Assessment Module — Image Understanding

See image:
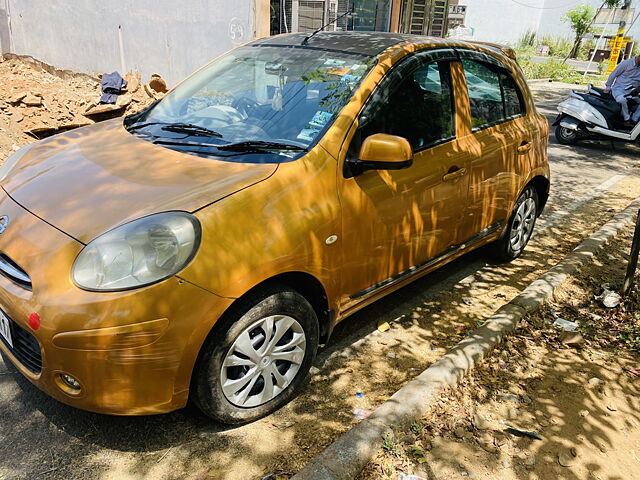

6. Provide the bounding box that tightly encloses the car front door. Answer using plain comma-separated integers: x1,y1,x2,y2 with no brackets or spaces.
337,50,471,312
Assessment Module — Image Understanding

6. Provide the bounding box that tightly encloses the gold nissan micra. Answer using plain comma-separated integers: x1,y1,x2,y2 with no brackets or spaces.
0,32,549,424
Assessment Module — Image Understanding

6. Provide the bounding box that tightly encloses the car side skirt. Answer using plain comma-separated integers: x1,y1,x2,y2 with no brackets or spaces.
349,220,504,300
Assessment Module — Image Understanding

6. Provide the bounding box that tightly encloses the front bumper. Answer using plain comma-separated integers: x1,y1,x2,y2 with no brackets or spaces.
0,189,233,415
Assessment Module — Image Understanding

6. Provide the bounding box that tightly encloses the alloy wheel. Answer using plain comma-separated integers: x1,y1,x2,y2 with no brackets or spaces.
509,195,537,252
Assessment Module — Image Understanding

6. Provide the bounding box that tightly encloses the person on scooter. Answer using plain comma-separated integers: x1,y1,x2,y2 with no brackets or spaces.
604,55,640,126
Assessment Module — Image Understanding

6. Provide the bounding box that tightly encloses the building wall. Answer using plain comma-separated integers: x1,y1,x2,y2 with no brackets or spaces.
0,0,257,86
462,0,544,44
536,0,606,39
4,0,635,86
0,0,408,86
463,0,639,45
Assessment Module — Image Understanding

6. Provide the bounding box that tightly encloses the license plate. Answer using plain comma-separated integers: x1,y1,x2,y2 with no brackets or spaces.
0,310,13,349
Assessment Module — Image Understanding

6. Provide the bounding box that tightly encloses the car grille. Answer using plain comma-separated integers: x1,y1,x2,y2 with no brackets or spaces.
0,254,32,290
0,314,42,374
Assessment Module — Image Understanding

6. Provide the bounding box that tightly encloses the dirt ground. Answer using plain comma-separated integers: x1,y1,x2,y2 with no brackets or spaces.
359,226,640,480
0,65,639,480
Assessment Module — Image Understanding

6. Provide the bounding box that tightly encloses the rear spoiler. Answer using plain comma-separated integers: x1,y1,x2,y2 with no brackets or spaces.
465,41,517,61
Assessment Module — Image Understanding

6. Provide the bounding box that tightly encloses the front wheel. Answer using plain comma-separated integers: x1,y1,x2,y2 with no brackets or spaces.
555,124,579,145
493,185,539,261
193,286,319,424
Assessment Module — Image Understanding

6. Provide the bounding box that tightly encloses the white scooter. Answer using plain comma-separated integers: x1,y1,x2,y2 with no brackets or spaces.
554,84,640,145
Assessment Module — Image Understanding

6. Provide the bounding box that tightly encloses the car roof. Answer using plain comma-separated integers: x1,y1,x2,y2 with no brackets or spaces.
251,32,451,57
251,32,517,62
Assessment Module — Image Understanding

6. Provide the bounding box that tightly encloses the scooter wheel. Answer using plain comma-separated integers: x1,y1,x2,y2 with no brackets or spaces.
555,124,579,145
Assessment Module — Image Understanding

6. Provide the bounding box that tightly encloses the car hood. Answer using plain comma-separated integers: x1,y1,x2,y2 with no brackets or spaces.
2,120,277,243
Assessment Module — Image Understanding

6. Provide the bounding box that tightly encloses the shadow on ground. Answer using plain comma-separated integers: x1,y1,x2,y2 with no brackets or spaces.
359,229,640,480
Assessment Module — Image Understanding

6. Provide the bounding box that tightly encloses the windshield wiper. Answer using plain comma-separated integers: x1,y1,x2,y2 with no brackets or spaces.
216,141,307,152
126,121,166,131
160,123,223,138
127,121,222,138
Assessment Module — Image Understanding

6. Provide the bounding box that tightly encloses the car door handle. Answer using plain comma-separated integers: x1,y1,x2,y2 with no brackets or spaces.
517,141,532,153
442,167,467,182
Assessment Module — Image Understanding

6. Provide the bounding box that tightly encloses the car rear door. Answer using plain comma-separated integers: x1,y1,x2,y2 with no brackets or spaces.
455,50,531,238
336,49,472,311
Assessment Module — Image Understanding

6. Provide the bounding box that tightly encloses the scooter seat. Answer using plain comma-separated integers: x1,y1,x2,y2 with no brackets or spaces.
576,92,621,115
588,86,614,99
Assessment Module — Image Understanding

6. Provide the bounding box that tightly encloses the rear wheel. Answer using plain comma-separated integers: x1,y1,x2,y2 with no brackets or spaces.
193,286,319,424
555,124,579,145
493,185,539,261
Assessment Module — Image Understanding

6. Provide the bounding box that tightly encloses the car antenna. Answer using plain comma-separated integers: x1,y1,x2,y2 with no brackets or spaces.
301,10,353,46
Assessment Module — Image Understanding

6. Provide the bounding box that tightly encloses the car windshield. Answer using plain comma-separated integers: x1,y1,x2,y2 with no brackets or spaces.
129,45,374,157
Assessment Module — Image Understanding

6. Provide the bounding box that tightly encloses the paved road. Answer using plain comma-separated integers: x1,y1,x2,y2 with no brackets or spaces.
530,55,600,74
0,84,638,480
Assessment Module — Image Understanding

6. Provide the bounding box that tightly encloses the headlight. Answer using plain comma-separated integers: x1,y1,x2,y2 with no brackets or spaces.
0,143,33,183
72,212,201,291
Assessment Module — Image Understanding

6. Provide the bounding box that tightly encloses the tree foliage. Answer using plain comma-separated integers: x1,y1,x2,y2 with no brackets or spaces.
563,4,596,58
563,5,596,38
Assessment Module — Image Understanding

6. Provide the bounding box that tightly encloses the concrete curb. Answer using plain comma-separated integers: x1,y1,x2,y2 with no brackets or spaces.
291,199,640,480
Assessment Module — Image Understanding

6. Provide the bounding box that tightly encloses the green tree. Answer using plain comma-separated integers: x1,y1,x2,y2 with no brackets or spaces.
560,1,624,62
563,5,596,58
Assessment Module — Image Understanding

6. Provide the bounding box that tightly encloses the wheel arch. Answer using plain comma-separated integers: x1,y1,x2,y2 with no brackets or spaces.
188,271,332,403
263,271,332,344
526,175,550,215
206,271,332,347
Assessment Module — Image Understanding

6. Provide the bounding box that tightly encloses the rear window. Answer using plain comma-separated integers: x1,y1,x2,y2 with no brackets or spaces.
462,59,525,130
502,73,525,118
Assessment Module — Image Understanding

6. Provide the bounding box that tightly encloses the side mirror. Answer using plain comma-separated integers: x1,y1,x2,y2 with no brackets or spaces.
347,134,413,177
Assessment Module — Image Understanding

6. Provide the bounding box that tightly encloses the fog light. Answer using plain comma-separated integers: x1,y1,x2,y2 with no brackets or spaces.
60,374,81,391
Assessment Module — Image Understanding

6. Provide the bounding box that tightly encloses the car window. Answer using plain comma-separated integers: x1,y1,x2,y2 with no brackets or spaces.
462,59,526,130
462,59,504,130
502,72,525,118
354,60,455,153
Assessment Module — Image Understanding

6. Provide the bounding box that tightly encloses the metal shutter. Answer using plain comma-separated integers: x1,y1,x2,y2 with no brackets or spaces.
299,0,326,32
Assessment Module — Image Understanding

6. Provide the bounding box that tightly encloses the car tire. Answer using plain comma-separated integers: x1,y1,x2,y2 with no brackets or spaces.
493,185,539,261
555,124,579,145
192,285,319,424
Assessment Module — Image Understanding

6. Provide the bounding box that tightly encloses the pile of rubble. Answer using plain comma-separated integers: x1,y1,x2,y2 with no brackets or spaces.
81,71,168,120
0,54,168,157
